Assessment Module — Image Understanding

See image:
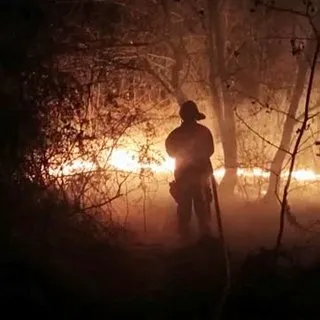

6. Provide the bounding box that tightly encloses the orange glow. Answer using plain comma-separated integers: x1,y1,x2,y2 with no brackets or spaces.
48,159,97,176
48,147,320,182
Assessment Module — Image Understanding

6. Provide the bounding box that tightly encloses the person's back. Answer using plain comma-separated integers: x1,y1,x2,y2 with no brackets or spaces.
165,100,214,241
166,121,213,181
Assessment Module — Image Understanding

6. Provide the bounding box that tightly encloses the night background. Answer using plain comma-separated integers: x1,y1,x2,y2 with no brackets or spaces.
1,0,320,319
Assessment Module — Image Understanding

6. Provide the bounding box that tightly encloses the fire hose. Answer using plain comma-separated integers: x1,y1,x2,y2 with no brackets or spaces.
210,174,231,319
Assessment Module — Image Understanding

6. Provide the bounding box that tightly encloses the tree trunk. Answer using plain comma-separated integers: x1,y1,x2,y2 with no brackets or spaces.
264,54,309,200
207,0,238,196
219,109,238,195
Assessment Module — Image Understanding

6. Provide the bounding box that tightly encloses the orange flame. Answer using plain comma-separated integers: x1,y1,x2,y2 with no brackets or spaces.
47,147,320,182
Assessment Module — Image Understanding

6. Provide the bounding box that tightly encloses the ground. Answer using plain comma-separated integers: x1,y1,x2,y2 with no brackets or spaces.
2,193,320,319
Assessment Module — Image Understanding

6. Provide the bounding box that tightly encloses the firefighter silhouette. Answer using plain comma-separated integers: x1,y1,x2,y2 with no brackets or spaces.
165,100,214,240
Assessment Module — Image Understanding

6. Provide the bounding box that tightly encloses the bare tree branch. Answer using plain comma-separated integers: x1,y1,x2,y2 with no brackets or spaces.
235,109,291,154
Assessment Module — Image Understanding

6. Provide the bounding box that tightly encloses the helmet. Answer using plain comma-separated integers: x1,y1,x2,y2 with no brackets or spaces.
179,100,206,121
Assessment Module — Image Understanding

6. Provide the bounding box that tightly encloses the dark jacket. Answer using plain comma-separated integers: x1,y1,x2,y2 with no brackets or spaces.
165,121,214,180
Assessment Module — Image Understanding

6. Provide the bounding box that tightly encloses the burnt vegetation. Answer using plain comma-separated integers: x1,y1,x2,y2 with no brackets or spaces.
1,0,320,319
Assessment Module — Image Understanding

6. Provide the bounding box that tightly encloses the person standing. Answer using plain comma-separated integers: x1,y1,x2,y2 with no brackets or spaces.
165,100,214,241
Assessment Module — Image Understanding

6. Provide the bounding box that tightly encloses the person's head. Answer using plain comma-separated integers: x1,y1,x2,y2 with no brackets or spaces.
179,100,206,122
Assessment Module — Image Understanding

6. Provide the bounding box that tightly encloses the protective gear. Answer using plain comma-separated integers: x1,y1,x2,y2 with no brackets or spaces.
165,104,214,240
169,180,182,204
175,175,212,239
206,185,213,203
179,100,206,121
165,121,214,181
169,180,212,204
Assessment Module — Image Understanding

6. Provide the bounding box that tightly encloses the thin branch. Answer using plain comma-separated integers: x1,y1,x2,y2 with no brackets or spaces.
235,109,291,154
256,35,314,41
260,2,319,36
275,40,320,257
145,59,175,95
234,89,302,123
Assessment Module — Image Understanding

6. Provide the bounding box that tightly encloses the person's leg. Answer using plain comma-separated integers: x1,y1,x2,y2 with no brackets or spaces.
177,190,193,241
193,183,212,237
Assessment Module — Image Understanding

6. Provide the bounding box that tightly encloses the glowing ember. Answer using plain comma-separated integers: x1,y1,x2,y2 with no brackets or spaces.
48,147,320,182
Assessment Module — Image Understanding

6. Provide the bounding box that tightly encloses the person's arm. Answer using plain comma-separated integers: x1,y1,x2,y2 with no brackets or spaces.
207,129,214,157
165,131,176,157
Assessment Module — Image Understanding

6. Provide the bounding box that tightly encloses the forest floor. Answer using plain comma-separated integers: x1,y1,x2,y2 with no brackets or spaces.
2,197,320,319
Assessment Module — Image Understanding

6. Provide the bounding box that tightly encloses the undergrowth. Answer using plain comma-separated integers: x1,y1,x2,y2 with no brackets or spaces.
1,180,320,320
